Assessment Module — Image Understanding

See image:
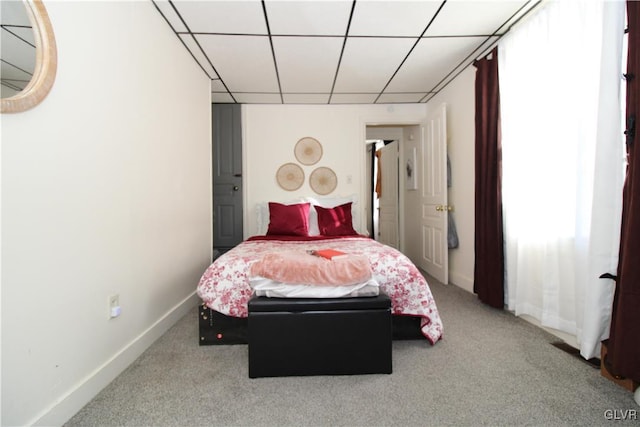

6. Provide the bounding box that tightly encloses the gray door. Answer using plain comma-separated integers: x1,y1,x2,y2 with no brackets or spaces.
212,104,243,251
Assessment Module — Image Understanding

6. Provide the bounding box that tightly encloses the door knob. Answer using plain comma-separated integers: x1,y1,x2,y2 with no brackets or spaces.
436,205,442,211
233,186,239,191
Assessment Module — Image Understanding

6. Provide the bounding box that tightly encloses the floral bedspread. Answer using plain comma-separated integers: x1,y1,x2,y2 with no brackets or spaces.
197,236,443,344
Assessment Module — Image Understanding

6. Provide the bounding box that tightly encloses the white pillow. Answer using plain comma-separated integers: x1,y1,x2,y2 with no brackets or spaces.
249,277,380,298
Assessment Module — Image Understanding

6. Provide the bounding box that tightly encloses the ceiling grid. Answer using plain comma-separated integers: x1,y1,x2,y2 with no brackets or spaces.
151,0,539,104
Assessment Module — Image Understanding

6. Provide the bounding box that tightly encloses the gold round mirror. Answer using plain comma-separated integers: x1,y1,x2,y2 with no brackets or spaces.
1,0,57,113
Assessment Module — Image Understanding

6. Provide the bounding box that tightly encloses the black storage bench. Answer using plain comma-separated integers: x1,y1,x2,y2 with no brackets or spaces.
248,293,392,378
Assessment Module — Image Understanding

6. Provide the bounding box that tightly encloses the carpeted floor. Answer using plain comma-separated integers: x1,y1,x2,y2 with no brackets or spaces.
66,276,638,426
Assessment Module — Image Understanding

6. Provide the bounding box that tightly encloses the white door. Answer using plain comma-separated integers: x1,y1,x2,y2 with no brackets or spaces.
378,141,399,249
420,104,448,284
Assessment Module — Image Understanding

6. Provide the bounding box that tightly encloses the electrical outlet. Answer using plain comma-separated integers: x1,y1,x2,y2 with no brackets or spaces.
109,294,121,319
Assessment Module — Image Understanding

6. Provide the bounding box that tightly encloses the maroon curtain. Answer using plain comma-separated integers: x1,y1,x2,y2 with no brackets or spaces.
607,1,640,383
473,48,504,309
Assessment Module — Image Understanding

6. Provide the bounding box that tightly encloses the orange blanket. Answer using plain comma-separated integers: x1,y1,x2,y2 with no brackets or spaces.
249,251,372,286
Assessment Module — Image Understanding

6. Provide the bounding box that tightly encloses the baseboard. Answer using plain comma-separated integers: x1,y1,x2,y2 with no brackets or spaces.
519,314,580,350
32,292,200,426
448,271,473,293
551,341,600,369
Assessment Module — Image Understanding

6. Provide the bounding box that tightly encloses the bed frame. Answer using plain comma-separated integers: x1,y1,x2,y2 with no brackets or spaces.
198,303,423,345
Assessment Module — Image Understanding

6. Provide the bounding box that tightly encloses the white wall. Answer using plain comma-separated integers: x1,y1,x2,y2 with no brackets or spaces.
425,67,476,292
0,2,212,425
242,104,427,237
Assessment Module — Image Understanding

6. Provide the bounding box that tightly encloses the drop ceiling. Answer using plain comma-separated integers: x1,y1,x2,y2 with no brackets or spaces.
152,0,539,104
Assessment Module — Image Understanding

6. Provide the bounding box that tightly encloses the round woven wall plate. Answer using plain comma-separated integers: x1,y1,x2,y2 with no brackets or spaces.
294,137,323,165
276,163,304,191
309,167,337,195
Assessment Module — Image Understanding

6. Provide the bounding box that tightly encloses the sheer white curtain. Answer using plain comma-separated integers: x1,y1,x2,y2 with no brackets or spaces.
498,0,625,359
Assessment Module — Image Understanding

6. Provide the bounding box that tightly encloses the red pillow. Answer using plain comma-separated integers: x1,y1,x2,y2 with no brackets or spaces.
267,202,310,236
315,202,357,236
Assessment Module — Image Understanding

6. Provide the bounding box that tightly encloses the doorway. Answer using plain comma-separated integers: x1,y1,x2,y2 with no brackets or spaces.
419,105,448,284
366,139,399,248
212,104,243,255
363,117,448,284
365,125,404,249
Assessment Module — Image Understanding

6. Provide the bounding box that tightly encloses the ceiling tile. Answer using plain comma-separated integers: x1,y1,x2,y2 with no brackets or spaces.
211,92,236,103
1,31,35,73
178,34,218,79
273,36,343,93
1,0,32,26
10,26,35,45
173,0,266,34
430,36,499,92
234,93,283,104
420,93,437,103
386,36,485,93
211,79,227,92
283,93,330,104
152,0,188,33
265,0,352,35
377,93,427,104
334,37,416,93
425,0,530,36
196,34,279,93
349,1,443,37
330,93,379,104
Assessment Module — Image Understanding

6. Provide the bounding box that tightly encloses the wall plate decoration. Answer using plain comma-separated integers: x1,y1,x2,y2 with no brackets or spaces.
310,166,337,195
276,163,304,191
294,137,323,165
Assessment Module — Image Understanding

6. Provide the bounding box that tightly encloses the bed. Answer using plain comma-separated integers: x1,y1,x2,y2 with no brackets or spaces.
196,197,443,345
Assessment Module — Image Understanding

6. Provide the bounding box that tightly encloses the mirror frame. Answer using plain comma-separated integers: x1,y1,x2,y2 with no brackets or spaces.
1,0,57,114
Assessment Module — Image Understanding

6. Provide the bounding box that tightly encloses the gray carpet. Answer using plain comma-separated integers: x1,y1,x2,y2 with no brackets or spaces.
66,276,638,426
